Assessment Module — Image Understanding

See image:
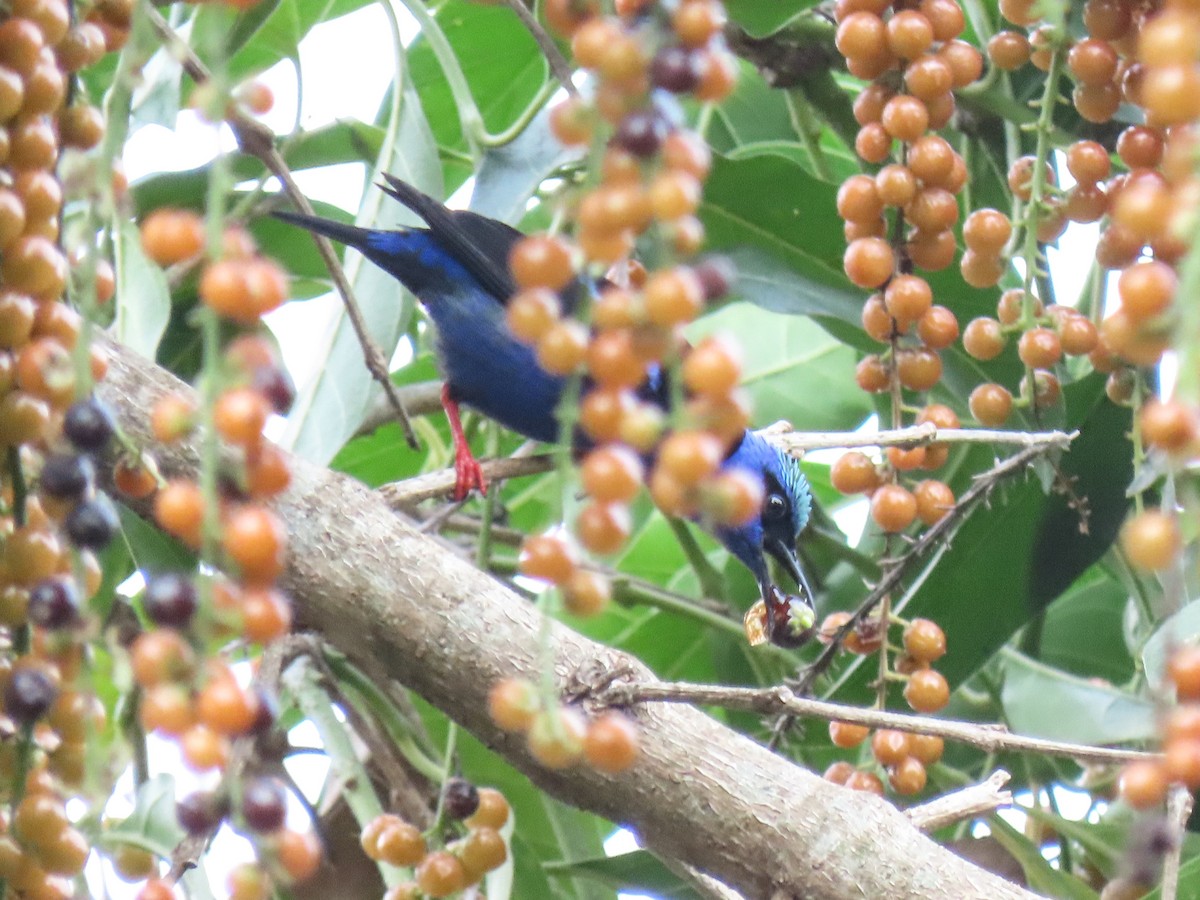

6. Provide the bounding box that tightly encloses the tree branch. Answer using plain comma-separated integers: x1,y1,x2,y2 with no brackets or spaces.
380,454,554,508
598,681,1156,766
146,5,419,450
906,770,1013,833
97,339,1039,900
763,422,1077,454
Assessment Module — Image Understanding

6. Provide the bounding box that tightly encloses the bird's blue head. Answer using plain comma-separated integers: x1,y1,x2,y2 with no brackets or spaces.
715,431,816,648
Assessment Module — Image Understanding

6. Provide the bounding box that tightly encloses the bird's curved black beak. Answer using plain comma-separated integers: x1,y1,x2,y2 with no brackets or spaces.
767,537,814,607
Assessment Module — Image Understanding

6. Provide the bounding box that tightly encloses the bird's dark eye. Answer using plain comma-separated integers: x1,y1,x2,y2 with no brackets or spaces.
765,494,787,520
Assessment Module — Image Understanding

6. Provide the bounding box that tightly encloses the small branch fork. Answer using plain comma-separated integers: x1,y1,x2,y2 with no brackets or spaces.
772,440,1068,744
144,6,419,449
596,680,1157,766
906,770,1013,833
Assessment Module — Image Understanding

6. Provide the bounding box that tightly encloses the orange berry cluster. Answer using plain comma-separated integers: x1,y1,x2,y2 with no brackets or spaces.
819,617,949,796
128,207,317,897
1118,646,1200,811
832,0,981,535
499,0,755,765
831,404,957,533
988,0,1195,383
488,676,640,774
0,0,140,894
362,784,511,899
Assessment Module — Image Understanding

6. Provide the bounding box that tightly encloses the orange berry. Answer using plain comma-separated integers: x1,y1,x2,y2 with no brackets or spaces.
527,707,586,769
644,267,704,326
221,505,286,585
659,430,722,485
1119,760,1168,810
583,711,639,772
1120,509,1180,571
375,821,426,867
1141,399,1197,453
829,720,870,748
488,677,538,732
465,788,510,830
904,668,950,712
509,235,574,291
913,479,954,525
153,479,205,546
140,208,204,266
576,502,631,555
415,851,466,899
275,829,321,883
844,237,895,288
506,288,560,343
831,451,879,494
214,387,268,448
518,533,578,584
870,483,917,532
1168,646,1200,701
968,382,1013,426
196,675,259,737
563,569,611,617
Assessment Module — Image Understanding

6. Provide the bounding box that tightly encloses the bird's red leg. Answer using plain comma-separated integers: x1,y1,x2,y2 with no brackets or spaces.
442,384,487,500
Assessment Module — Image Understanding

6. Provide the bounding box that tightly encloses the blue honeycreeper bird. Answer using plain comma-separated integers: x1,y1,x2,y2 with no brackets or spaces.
275,175,816,647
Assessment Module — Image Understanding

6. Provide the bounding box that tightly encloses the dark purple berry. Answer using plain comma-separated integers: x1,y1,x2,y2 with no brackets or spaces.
65,495,118,550
253,366,295,415
176,790,228,835
39,454,93,500
650,46,704,93
143,573,198,628
694,256,736,300
765,585,816,649
28,578,80,629
63,398,116,453
241,776,287,832
5,667,57,725
442,777,480,820
615,109,668,158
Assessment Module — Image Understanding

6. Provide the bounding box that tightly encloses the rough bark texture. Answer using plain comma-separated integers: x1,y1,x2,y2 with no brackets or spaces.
99,341,1039,900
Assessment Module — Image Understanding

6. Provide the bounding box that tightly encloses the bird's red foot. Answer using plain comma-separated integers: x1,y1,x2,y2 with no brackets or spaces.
453,448,487,501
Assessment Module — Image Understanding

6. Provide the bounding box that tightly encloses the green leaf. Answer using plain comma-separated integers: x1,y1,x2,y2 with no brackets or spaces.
544,850,703,898
112,219,171,358
1001,649,1155,744
103,775,184,858
986,815,1098,900
471,105,578,224
280,56,441,465
406,0,549,163
726,0,816,37
1144,854,1200,899
1142,600,1200,691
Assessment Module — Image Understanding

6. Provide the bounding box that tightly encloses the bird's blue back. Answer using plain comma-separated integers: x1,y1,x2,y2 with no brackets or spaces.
361,230,565,443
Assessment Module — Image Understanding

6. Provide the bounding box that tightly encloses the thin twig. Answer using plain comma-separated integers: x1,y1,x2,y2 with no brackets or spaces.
769,442,1059,752
763,422,1077,454
145,6,419,449
600,681,1158,766
500,0,577,96
357,380,445,436
381,454,555,507
906,770,1013,832
1161,786,1194,900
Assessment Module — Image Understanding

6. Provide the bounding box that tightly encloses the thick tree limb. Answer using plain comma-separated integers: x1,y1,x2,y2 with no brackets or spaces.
97,340,1039,900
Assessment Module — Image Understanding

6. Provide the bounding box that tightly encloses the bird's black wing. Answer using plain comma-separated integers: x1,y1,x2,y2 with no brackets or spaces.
379,175,520,304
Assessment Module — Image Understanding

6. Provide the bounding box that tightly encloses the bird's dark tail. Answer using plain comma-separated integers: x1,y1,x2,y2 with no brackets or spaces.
271,210,373,251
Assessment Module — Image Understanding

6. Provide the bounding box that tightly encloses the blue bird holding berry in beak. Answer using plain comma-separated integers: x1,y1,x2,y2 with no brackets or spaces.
275,176,816,647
